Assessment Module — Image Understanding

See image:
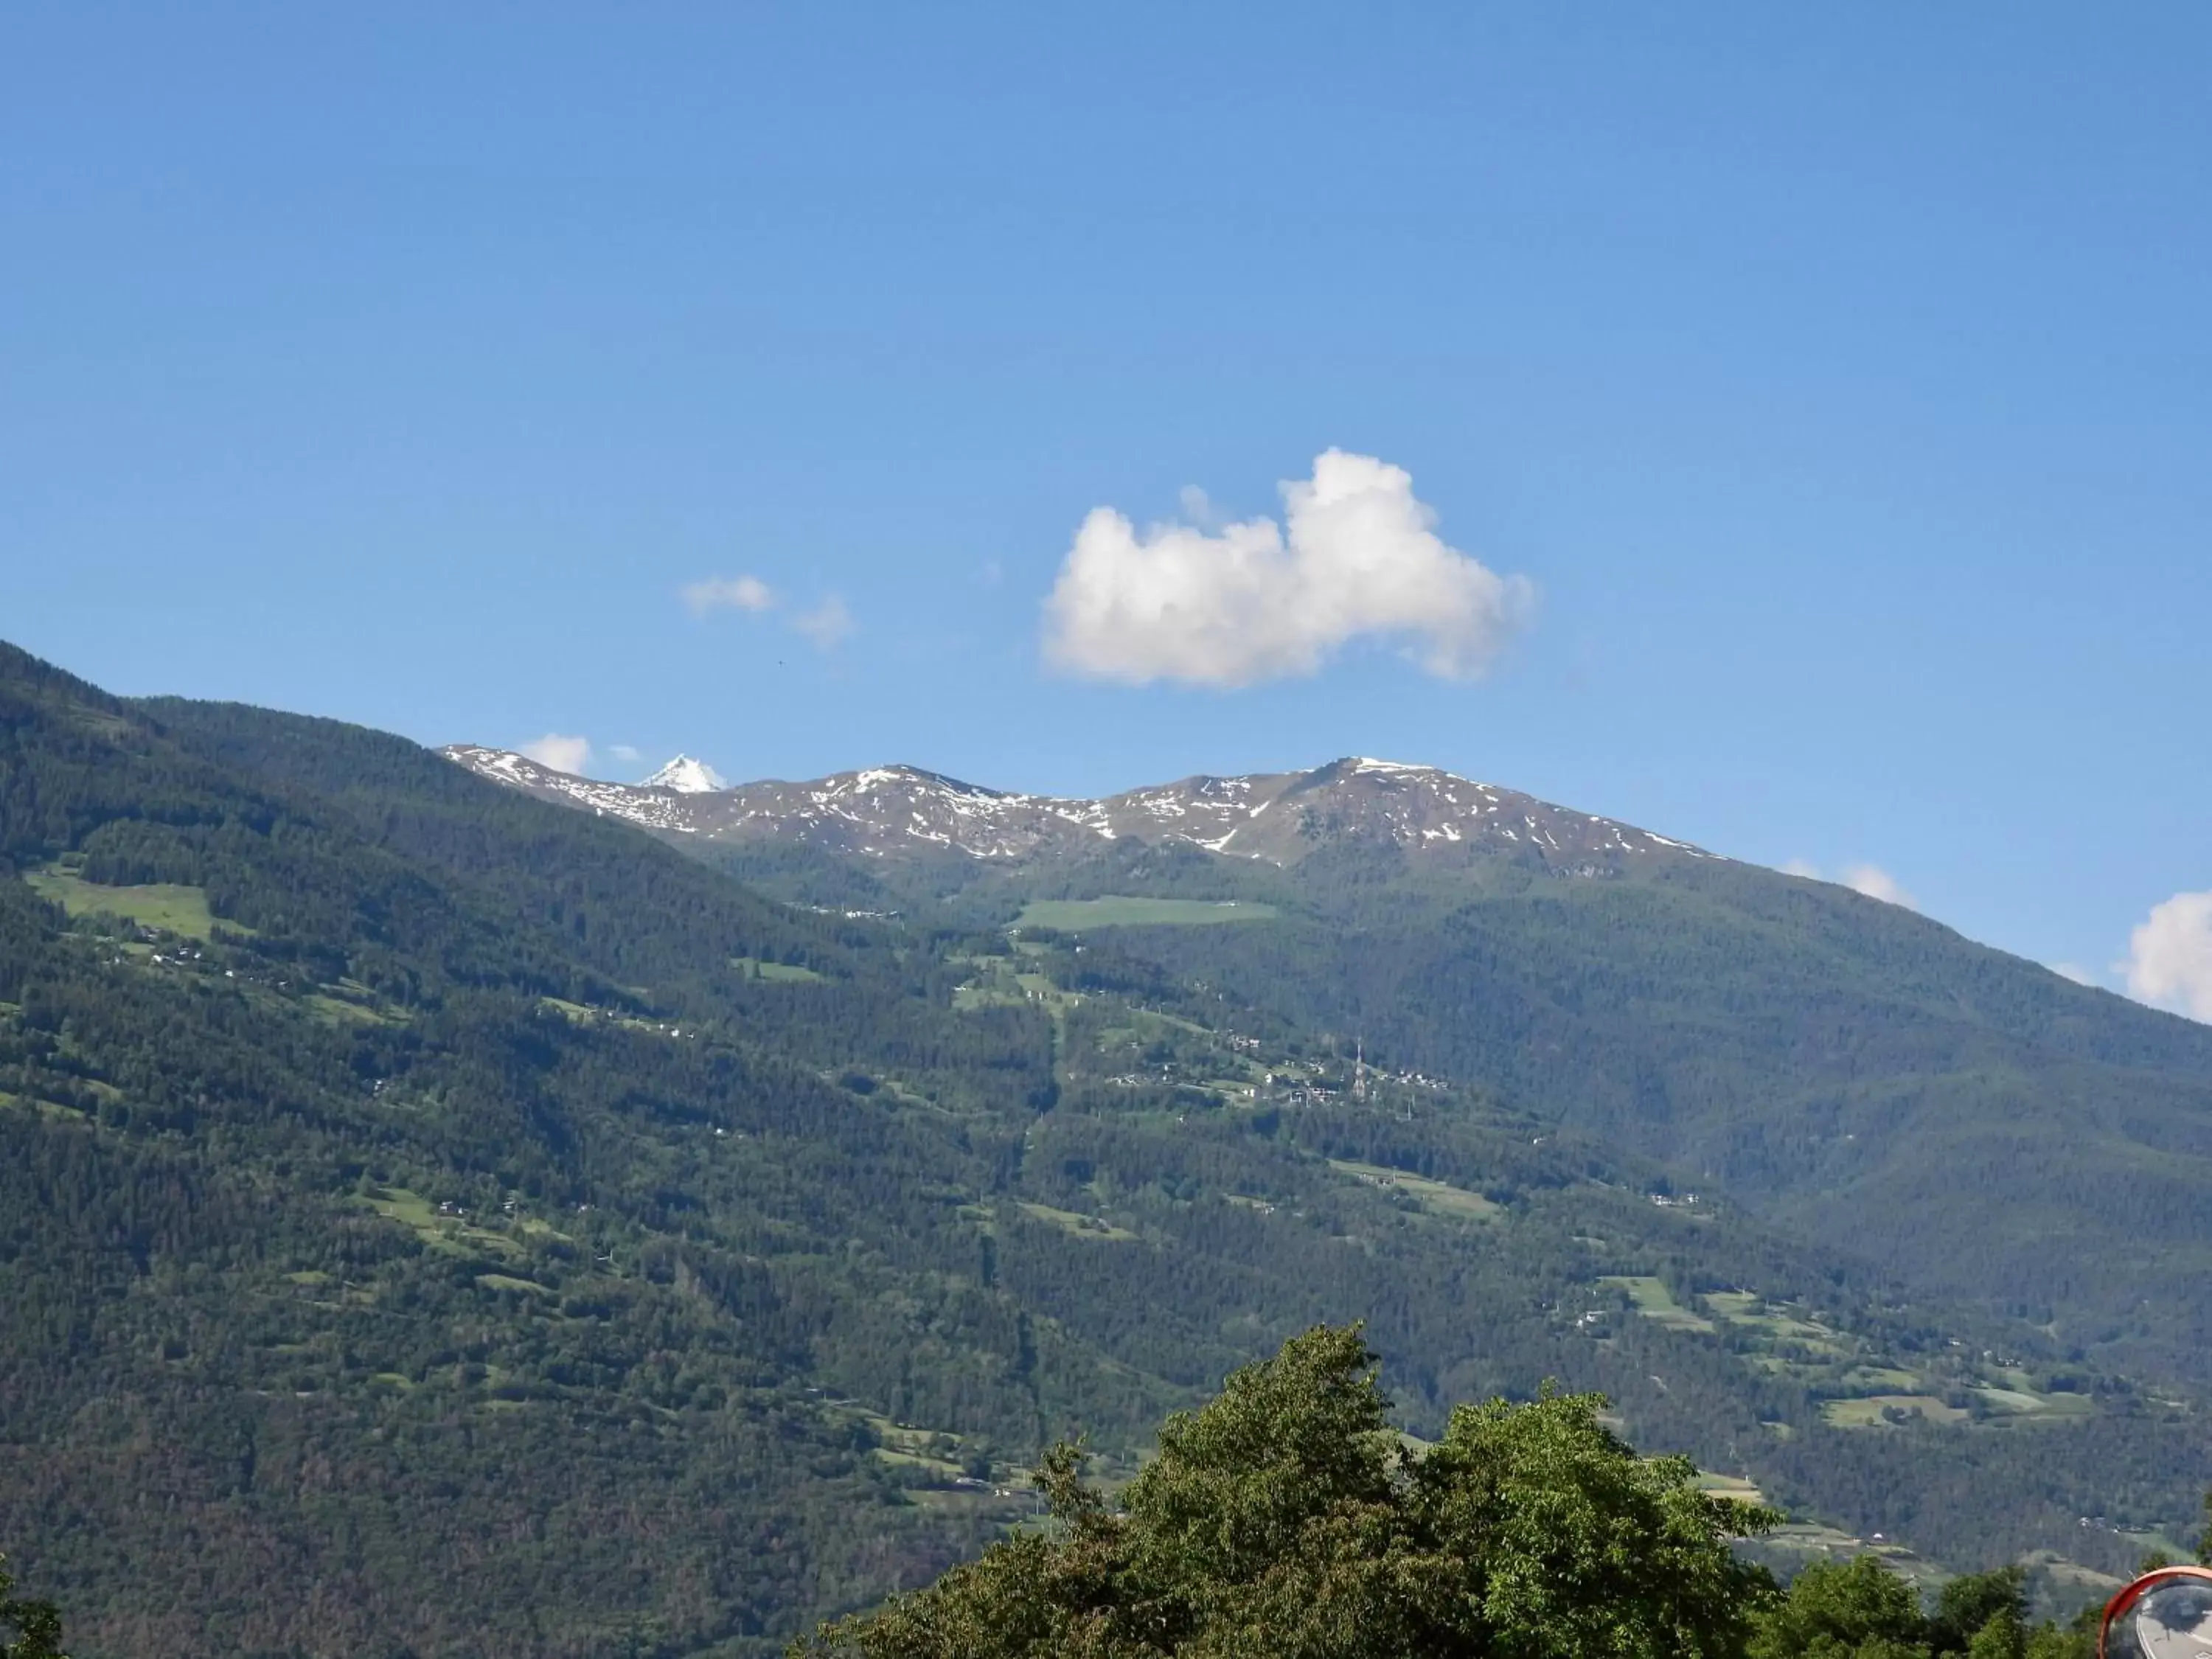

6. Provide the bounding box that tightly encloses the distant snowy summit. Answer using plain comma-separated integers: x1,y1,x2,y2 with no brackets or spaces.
641,755,728,794
439,744,1711,872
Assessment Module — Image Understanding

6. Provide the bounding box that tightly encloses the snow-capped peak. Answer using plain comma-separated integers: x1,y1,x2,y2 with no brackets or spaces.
1343,757,1445,779
641,755,728,794
441,743,1713,866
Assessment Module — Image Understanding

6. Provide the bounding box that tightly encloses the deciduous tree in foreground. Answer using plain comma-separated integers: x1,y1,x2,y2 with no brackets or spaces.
795,1324,1781,1658
0,1557,66,1659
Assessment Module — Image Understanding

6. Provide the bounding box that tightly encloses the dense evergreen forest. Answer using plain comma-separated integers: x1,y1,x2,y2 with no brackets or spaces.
2,639,2209,1655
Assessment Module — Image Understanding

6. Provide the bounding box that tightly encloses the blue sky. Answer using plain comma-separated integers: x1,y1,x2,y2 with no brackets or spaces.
4,4,2208,1007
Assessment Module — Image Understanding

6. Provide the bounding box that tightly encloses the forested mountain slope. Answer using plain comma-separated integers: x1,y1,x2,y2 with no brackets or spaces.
1078,856,2212,1378
3,642,2208,1656
445,742,2212,1386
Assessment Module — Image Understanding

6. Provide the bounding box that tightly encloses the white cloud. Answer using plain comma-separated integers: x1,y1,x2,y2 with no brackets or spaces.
791,594,854,652
520,734,591,775
682,574,776,616
608,743,641,762
2049,961,2097,987
1041,449,1534,687
2122,890,2212,1022
1778,858,1917,910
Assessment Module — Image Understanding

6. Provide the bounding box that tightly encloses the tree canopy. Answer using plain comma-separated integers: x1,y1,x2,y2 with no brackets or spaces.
1745,1554,2111,1659
0,1557,66,1659
796,1325,1780,1658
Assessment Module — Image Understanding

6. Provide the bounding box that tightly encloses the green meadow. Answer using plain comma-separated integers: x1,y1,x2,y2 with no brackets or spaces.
23,866,219,938
1017,896,1280,930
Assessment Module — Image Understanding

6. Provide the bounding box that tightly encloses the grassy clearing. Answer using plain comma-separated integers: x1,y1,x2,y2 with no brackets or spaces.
1018,897,1280,931
1013,1200,1139,1242
955,985,1032,1010
358,1186,526,1262
2024,1552,2127,1599
304,977,408,1027
852,1411,998,1486
873,1446,964,1475
1694,1472,1767,1505
1598,1276,1716,1333
1105,1006,1214,1039
1820,1394,1968,1427
1841,1366,1924,1393
1756,1524,1948,1590
1,1090,89,1123
1330,1160,1500,1223
731,957,825,982
954,975,1080,1013
1973,1385,2096,1420
1705,1290,1850,1353
539,997,694,1036
2118,1528,2193,1562
24,867,218,939
305,992,407,1026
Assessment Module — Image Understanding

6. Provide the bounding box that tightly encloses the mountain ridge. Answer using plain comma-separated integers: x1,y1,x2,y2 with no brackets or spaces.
439,745,1710,869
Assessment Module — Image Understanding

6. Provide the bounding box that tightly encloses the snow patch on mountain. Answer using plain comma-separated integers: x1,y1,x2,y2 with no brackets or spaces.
439,745,1717,869
643,756,728,793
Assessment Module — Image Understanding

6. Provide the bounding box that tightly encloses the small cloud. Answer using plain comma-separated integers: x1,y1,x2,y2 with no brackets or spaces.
2121,889,2212,1023
1778,858,1917,910
1842,863,1916,909
682,574,776,616
975,558,1004,588
791,594,854,653
2049,961,2097,987
520,734,591,775
608,743,641,763
1042,448,1534,688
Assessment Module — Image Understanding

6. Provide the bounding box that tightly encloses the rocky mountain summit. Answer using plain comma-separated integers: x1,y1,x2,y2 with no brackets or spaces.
641,754,728,793
439,746,1709,869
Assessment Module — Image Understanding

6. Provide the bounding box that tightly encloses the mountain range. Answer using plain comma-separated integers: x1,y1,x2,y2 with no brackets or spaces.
445,740,2212,1390
439,747,1704,868
7,644,2212,1657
